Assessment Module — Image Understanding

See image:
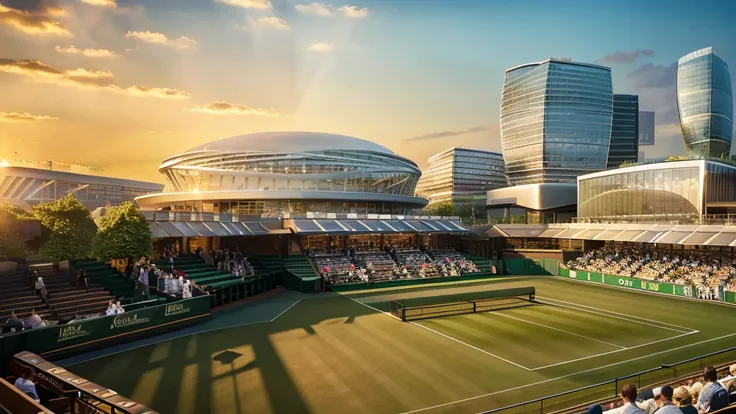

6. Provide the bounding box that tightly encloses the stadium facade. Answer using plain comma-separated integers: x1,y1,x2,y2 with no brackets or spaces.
607,94,640,169
415,147,506,206
677,47,733,158
577,159,736,223
135,132,470,256
0,161,162,211
500,58,613,185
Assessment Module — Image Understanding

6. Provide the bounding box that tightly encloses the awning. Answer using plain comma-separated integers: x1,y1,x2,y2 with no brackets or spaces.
170,222,199,237
594,229,624,241
497,225,547,238
149,222,171,239
244,222,270,235
294,220,324,233
553,228,585,238
188,222,216,237
575,229,605,239
538,227,566,238
613,230,646,242
384,220,416,233
404,220,436,232
705,232,736,246
220,222,252,236
202,222,231,237
343,220,370,232
632,230,664,243
316,219,347,233
156,221,185,237
653,231,692,244
680,232,718,245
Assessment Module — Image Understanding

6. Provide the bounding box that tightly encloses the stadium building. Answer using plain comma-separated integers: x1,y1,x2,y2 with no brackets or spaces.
677,47,733,158
135,131,472,258
0,160,162,211
415,147,506,206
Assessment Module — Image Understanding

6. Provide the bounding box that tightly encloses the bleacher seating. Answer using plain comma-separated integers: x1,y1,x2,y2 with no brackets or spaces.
354,251,395,281
151,255,245,292
0,271,50,321
70,260,133,299
35,268,112,319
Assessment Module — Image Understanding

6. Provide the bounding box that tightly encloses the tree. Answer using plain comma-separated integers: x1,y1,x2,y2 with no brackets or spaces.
423,201,461,217
0,206,30,258
92,202,152,262
32,194,97,261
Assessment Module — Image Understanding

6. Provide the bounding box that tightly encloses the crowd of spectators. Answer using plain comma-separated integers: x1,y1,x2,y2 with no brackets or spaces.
127,255,206,299
593,365,735,413
196,247,255,278
311,246,484,285
565,246,736,298
1,309,46,333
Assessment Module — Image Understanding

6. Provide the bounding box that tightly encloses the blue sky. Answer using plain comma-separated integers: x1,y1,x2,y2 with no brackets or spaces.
0,0,734,181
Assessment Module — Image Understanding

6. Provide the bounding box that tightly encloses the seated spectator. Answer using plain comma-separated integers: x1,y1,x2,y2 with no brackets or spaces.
697,366,729,412
14,367,40,403
673,386,697,414
24,309,46,329
68,312,82,324
719,364,736,391
2,310,24,333
105,300,118,316
182,278,192,299
588,405,602,414
604,383,645,413
651,386,679,413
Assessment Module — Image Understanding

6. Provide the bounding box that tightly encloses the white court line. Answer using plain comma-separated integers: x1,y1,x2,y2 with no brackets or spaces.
397,330,736,414
270,299,301,321
346,295,533,371
489,312,626,350
531,329,699,371
408,321,534,371
536,296,693,334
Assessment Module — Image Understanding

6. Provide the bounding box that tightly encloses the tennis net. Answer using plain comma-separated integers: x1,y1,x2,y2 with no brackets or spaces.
389,286,536,322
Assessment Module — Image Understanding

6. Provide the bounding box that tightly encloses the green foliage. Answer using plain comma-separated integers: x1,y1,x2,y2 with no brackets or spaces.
92,201,152,261
423,201,461,217
32,194,97,261
0,204,33,258
619,160,638,168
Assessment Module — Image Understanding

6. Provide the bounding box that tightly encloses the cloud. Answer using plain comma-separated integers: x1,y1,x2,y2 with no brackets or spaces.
125,30,197,49
55,45,117,58
304,42,334,52
79,0,116,7
0,2,72,36
626,62,677,89
189,101,280,116
404,125,495,142
339,5,368,18
295,3,369,18
596,49,655,65
252,17,290,30
0,58,191,99
0,112,59,122
215,0,271,9
295,3,332,16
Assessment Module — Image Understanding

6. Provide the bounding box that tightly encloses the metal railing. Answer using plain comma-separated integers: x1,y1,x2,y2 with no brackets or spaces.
141,211,464,223
482,345,736,414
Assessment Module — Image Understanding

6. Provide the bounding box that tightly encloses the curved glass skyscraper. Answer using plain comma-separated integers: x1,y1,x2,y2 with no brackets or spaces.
500,59,613,185
677,47,733,158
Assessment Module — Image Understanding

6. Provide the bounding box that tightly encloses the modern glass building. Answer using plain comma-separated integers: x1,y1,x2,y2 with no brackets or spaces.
500,58,613,185
578,159,736,222
639,111,655,146
607,94,639,168
135,131,428,215
415,147,506,206
677,47,733,158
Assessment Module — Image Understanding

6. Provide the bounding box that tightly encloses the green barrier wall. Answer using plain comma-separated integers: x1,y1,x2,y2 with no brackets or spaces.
0,296,211,376
283,270,322,293
543,258,560,276
556,270,736,305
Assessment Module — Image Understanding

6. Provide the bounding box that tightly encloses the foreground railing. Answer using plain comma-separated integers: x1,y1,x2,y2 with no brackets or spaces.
483,345,736,414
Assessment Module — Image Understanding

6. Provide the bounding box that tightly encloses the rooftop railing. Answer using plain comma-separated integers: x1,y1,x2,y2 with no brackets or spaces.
140,211,463,223
572,214,736,225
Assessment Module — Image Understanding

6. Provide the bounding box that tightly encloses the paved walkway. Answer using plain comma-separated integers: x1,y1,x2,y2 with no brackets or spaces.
57,289,330,367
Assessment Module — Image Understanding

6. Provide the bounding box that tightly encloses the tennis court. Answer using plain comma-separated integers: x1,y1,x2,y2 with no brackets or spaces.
63,276,736,414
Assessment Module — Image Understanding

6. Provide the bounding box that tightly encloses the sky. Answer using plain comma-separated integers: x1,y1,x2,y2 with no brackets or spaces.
0,0,734,183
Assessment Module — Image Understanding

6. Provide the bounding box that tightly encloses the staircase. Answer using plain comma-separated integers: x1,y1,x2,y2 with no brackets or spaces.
0,271,50,321
71,259,134,300
33,265,114,319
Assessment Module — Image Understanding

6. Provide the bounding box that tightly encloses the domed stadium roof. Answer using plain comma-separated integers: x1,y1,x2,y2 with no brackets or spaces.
186,131,394,155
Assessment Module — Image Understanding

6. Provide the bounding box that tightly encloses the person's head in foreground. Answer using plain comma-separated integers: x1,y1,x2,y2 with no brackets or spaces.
587,404,602,414
673,386,693,407
704,366,717,383
621,383,637,404
655,385,673,407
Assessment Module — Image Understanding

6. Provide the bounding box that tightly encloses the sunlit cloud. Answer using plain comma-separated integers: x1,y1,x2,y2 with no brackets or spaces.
251,17,290,30
338,5,368,18
79,0,117,7
304,42,334,52
0,58,191,99
0,3,72,36
0,112,59,123
190,101,281,117
295,3,332,16
215,0,271,10
125,30,197,50
55,45,117,58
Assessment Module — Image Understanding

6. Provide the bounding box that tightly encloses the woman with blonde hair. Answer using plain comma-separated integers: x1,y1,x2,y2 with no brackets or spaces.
673,386,697,414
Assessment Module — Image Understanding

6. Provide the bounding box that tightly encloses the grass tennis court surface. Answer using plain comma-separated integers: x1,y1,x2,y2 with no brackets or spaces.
67,276,736,414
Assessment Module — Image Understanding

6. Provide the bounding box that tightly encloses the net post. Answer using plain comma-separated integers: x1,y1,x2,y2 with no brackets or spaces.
473,300,477,313
401,308,406,322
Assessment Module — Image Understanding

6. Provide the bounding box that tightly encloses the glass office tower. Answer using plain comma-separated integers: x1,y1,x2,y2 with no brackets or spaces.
500,58,614,185
416,148,506,205
607,94,640,168
677,47,733,158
